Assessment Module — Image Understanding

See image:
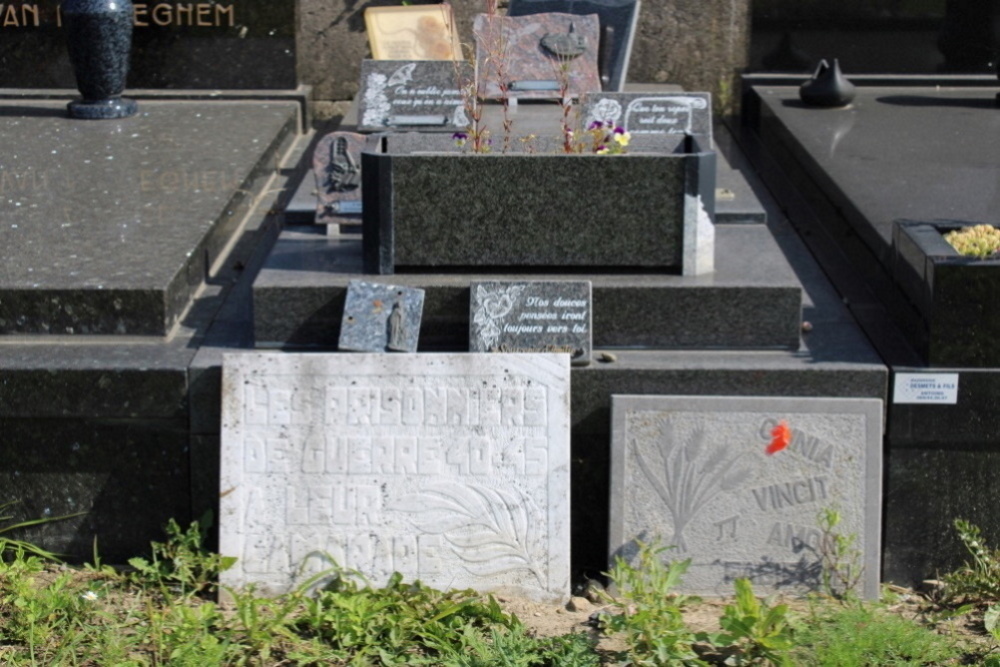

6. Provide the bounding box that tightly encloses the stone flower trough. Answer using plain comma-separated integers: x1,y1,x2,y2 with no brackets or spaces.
893,219,1000,366
361,134,717,276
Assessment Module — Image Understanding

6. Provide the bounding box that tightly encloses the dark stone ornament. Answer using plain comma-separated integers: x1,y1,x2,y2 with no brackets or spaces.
63,0,138,120
541,23,587,59
799,59,856,108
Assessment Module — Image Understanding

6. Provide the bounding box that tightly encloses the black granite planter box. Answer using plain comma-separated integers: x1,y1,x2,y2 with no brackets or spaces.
893,220,1000,367
362,137,716,275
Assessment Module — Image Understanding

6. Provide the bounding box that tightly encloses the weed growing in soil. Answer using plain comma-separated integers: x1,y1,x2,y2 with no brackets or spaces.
1,518,999,665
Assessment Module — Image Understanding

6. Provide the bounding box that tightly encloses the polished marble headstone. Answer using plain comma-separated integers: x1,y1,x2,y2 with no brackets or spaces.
0,0,295,89
219,352,572,601
470,281,592,364
507,0,640,91
358,60,472,132
582,92,712,151
610,395,882,598
338,280,425,353
474,12,601,100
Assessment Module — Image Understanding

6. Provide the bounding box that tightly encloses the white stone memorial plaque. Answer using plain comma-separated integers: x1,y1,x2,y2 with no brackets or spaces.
610,396,882,598
220,352,571,602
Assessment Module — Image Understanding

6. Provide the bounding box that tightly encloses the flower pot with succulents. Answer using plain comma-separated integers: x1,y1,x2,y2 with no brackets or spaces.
893,220,1000,366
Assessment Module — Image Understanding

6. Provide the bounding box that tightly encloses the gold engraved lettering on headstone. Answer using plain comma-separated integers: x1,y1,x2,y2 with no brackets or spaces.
133,3,148,26
152,4,172,26
131,3,234,28
215,4,234,27
0,4,40,27
0,169,49,194
175,3,193,25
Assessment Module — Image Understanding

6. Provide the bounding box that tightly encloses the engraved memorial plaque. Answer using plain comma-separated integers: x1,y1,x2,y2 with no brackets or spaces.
582,92,712,151
507,0,641,91
313,132,374,229
474,13,601,100
358,60,472,132
339,280,425,353
469,281,592,365
219,352,572,602
364,4,462,61
610,396,882,597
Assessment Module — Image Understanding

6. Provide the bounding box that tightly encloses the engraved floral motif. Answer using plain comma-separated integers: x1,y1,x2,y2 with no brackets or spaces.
393,482,545,587
361,72,390,127
633,420,749,551
472,283,525,351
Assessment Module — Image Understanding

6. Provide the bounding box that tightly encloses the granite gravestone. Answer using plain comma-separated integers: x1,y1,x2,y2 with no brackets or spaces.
358,60,472,132
219,352,572,602
339,280,425,353
610,396,882,598
474,13,601,100
312,132,373,231
0,1,295,89
507,0,640,91
582,92,712,151
470,281,592,365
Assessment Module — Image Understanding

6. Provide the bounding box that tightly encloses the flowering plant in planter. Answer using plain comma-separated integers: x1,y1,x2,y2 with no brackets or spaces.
943,224,1000,258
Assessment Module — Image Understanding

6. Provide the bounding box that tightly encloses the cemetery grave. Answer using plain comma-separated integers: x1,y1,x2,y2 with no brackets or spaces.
743,82,1000,583
35,0,1000,613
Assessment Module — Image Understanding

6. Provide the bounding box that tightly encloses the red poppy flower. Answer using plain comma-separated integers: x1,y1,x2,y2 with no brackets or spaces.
766,420,791,456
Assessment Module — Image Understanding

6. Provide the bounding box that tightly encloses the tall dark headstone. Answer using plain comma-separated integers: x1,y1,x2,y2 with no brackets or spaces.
507,0,640,91
0,1,296,90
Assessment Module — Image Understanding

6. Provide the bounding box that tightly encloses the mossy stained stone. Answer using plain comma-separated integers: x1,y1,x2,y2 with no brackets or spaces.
220,352,571,602
610,395,883,598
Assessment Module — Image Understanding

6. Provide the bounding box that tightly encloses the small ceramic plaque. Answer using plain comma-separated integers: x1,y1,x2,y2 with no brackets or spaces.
339,280,425,353
365,5,462,61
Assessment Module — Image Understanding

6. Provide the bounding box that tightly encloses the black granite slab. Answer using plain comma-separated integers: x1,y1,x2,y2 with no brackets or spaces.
253,225,802,351
751,86,1000,260
0,417,192,562
361,146,715,273
0,99,298,335
0,1,296,90
749,86,1000,361
507,0,640,91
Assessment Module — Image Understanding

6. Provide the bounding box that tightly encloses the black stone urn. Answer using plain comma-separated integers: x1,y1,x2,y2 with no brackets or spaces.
63,0,138,119
799,59,856,108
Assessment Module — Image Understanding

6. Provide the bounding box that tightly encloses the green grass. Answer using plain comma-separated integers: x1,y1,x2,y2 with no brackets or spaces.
0,517,996,666
791,603,961,666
